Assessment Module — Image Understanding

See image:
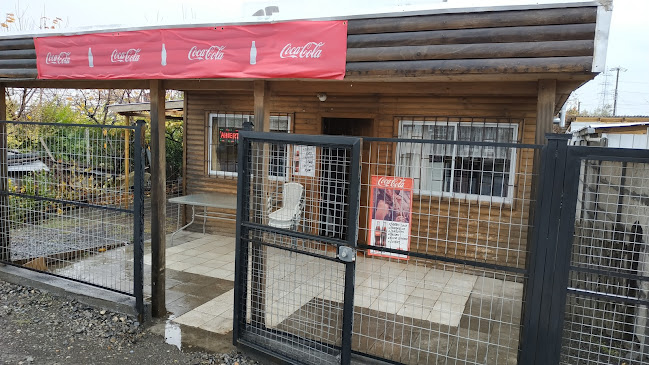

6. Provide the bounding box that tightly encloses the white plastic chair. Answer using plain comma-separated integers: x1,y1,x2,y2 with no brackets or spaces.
267,182,304,230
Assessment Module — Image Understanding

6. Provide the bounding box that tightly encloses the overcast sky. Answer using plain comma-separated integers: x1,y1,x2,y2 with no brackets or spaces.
2,0,647,116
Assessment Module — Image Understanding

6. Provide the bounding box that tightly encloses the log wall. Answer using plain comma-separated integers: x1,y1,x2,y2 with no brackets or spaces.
185,81,539,268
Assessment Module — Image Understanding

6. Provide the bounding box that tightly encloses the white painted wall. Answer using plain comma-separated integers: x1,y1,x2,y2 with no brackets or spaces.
604,132,649,149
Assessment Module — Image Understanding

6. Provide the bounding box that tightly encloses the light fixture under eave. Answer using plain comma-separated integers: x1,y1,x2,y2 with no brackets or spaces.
317,93,327,102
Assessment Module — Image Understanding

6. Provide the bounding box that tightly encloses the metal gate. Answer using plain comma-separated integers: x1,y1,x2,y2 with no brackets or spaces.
233,131,361,364
0,120,146,319
234,131,649,364
234,130,539,364
522,135,649,365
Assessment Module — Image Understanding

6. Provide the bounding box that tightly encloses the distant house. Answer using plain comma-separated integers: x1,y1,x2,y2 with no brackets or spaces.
568,116,649,148
7,150,49,187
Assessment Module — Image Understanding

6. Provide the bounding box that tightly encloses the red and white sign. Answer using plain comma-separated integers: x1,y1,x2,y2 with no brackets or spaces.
34,21,347,80
367,175,413,260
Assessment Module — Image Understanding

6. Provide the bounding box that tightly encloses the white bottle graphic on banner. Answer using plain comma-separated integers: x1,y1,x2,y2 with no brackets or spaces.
88,48,94,68
250,41,257,65
161,43,167,66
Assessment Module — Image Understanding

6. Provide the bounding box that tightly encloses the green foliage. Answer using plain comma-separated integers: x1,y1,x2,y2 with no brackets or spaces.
165,120,183,180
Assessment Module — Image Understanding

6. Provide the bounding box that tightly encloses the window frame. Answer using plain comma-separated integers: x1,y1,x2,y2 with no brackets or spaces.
396,119,519,204
207,113,291,178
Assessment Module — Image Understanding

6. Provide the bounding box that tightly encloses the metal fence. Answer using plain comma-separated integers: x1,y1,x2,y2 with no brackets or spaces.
521,137,649,365
234,132,361,364
561,155,649,364
354,137,538,364
233,130,541,364
0,120,145,318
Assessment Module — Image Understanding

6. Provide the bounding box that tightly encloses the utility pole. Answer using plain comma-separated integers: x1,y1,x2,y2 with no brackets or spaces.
611,66,627,116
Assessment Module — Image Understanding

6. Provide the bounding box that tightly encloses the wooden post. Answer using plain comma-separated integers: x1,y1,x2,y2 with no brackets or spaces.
124,115,131,209
250,80,270,326
536,79,557,145
150,80,167,317
0,83,8,261
181,98,188,226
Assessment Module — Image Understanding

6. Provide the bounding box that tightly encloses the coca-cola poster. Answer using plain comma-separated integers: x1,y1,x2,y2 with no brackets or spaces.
292,145,316,177
367,175,413,260
34,20,347,80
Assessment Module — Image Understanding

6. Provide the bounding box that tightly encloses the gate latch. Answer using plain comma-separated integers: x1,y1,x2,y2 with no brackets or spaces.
338,246,355,263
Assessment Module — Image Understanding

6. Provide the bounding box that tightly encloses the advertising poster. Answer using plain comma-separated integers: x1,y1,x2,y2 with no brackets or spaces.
367,176,413,260
293,145,316,177
34,21,347,80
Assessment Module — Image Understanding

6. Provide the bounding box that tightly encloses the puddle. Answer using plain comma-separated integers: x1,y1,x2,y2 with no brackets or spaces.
165,315,182,350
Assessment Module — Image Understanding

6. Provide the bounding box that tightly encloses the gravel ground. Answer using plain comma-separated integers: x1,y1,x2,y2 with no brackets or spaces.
0,280,262,365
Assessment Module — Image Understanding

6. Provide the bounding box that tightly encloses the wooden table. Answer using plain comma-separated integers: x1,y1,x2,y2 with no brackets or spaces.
168,193,237,244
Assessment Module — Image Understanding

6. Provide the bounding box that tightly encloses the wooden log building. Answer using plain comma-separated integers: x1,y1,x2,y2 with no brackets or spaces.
0,1,613,315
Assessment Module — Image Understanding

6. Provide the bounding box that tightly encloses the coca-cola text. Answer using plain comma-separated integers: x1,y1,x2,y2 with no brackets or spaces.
280,42,324,59
377,177,406,189
188,45,226,61
45,52,71,65
111,48,141,63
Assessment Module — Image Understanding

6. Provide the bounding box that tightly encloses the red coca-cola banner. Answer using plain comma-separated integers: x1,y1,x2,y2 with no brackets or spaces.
34,21,347,80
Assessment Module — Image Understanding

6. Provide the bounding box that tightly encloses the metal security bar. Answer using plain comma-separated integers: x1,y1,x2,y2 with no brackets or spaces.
356,136,539,364
561,155,649,364
0,120,145,318
234,131,361,365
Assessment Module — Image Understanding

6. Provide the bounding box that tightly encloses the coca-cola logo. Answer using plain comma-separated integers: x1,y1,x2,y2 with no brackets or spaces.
188,45,225,61
280,42,324,59
45,52,71,65
377,177,406,189
110,48,141,63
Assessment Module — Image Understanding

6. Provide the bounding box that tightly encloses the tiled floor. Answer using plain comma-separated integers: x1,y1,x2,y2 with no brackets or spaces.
160,233,489,333
53,230,522,363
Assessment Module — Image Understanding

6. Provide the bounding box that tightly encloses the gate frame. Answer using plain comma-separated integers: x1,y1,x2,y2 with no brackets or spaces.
0,119,146,321
233,130,362,364
521,134,649,364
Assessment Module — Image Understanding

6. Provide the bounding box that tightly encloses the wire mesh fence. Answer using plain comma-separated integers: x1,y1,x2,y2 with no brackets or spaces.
144,177,184,238
562,158,649,364
233,129,539,364
0,120,144,298
235,133,359,364
355,137,537,364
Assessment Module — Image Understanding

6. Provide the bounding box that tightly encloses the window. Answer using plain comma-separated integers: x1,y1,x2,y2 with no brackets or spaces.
397,119,518,202
207,113,291,177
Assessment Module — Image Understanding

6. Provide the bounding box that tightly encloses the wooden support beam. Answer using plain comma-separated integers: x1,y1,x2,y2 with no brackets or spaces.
0,49,36,59
124,115,131,209
536,79,557,144
149,79,167,318
0,83,8,261
269,80,583,97
346,40,594,62
181,97,188,227
253,80,270,132
347,7,597,34
347,23,596,48
0,38,35,51
2,79,150,89
250,80,269,327
345,56,593,77
0,69,38,79
0,59,37,69
163,80,254,91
